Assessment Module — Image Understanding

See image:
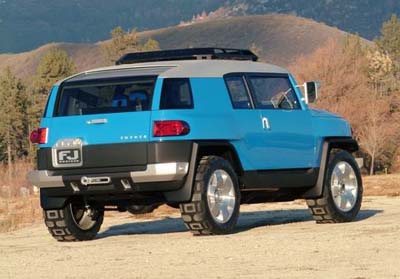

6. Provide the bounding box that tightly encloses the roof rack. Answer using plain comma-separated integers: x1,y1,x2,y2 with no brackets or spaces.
115,48,258,65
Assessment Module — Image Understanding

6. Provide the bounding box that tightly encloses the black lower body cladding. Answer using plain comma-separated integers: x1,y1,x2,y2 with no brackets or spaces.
37,141,193,170
36,141,194,209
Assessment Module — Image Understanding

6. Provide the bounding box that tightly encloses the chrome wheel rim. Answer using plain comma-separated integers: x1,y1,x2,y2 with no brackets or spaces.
70,204,97,230
330,161,358,212
207,169,236,224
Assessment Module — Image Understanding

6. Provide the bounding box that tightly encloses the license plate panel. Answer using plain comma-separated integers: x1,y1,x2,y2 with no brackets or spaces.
56,149,82,165
52,138,83,168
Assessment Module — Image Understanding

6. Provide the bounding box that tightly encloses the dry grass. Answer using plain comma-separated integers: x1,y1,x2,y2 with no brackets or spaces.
0,196,41,232
0,161,399,233
0,161,42,233
0,161,35,198
363,173,400,197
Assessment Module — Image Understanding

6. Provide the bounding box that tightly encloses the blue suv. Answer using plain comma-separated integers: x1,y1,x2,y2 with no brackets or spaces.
28,48,363,241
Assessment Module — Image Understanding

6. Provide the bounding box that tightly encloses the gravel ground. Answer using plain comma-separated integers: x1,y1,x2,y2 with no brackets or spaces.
0,196,399,279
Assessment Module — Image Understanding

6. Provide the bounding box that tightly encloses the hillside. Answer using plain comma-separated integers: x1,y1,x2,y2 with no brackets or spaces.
0,0,396,53
0,14,354,79
140,14,349,67
225,0,400,40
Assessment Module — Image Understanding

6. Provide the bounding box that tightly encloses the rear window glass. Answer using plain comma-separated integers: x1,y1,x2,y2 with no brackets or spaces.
160,78,193,109
55,76,156,116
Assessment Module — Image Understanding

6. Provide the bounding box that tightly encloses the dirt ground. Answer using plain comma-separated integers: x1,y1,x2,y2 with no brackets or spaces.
0,196,399,279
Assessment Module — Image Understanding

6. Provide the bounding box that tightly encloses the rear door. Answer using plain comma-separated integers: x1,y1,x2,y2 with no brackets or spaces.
223,74,267,171
41,75,159,169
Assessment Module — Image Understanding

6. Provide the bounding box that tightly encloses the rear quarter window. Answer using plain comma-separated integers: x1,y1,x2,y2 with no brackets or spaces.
224,76,252,109
55,76,156,116
160,78,194,110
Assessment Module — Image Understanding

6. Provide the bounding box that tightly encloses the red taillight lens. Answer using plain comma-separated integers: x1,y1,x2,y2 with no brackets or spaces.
30,128,48,144
153,120,190,137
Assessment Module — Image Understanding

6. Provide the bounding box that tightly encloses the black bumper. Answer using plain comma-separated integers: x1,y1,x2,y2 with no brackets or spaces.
31,141,197,209
37,141,193,170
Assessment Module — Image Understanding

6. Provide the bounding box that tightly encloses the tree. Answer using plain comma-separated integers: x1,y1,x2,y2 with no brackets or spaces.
142,38,160,51
29,47,76,137
358,97,398,175
376,14,400,67
34,47,76,94
101,27,139,63
375,14,400,90
366,49,393,96
101,26,161,64
289,35,400,174
0,68,28,182
289,36,369,129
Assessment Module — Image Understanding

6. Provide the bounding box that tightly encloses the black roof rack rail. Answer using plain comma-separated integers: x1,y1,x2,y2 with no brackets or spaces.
115,48,258,65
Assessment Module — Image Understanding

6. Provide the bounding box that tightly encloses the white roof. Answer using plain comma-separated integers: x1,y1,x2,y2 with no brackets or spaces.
60,60,289,84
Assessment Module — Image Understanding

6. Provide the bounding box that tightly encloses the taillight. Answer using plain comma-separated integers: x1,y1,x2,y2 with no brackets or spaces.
30,128,48,144
153,120,190,137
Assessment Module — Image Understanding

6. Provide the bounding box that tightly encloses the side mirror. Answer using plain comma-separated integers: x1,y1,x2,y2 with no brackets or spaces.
304,81,319,104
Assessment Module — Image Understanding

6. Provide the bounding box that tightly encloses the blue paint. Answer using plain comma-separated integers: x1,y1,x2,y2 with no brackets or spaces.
40,71,352,171
43,85,59,118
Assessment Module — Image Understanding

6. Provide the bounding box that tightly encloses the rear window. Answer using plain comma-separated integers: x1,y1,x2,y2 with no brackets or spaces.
55,76,156,116
160,78,193,109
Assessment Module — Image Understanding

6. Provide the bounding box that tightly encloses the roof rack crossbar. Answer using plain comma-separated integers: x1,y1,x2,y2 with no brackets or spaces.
116,48,258,65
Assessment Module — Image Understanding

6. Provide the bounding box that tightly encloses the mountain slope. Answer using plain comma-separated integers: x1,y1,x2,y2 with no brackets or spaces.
0,14,358,79
0,0,395,53
226,0,400,40
140,14,348,66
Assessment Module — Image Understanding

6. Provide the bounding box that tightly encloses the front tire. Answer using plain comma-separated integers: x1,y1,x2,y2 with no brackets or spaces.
43,201,104,241
307,150,363,223
180,156,240,235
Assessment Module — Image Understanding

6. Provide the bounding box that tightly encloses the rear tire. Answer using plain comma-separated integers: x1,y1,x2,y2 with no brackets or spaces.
180,156,240,235
43,201,104,241
307,150,363,223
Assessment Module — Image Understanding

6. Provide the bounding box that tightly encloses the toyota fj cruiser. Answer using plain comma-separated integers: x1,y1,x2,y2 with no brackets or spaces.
28,48,363,241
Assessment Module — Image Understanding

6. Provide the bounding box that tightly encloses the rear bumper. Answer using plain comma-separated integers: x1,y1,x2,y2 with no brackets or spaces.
30,141,199,209
28,162,189,190
27,170,64,188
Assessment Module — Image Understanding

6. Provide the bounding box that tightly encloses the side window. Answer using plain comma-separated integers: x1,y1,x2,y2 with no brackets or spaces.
248,76,300,110
225,76,252,109
160,78,193,109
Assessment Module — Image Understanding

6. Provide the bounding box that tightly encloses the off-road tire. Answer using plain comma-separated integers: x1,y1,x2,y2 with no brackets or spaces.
306,150,363,223
180,156,240,235
43,202,104,242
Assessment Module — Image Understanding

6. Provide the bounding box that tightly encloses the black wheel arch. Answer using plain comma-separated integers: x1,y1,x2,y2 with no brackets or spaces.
164,140,244,203
196,141,244,175
40,191,69,210
302,137,359,199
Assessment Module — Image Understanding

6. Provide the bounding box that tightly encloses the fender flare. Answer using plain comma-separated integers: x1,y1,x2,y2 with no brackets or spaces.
302,137,359,199
40,191,68,210
164,141,243,202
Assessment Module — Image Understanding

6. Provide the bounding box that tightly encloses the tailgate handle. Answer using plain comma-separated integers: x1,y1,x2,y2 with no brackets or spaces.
86,118,108,125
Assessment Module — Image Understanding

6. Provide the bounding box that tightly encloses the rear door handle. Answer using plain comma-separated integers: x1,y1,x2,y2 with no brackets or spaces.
86,118,108,125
